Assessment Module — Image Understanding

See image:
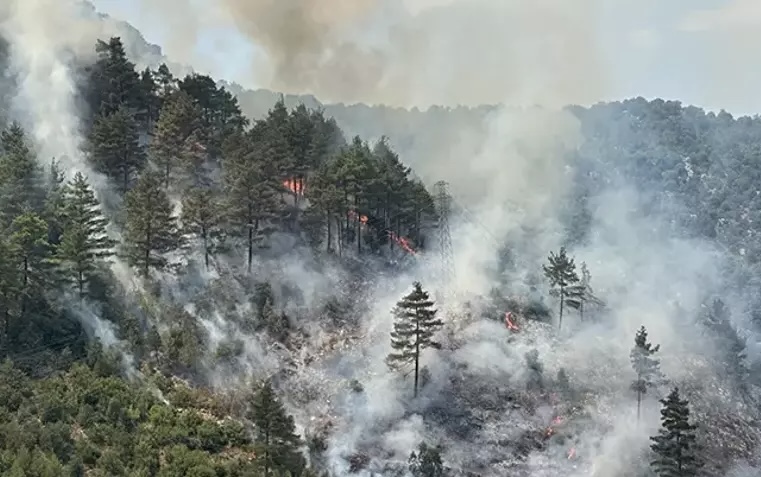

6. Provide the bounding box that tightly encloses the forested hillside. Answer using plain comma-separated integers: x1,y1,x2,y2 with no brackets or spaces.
1,28,761,477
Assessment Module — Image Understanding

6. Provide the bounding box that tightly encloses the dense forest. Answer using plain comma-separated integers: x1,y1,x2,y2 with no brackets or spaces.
1,23,761,477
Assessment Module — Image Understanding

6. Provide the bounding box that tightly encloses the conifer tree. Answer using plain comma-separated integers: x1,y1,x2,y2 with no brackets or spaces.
8,213,55,315
88,106,146,193
542,247,579,330
57,172,115,298
181,187,221,270
249,380,304,477
43,158,66,245
88,37,141,115
0,123,43,224
386,282,443,397
650,387,702,476
0,236,20,339
150,90,205,189
223,134,279,271
631,325,662,420
123,173,179,276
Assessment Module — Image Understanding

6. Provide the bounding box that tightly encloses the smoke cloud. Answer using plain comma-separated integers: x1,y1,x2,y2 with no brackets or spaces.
1,0,758,475
130,0,608,108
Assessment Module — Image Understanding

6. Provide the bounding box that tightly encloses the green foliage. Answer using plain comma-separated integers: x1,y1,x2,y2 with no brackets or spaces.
88,106,146,193
123,173,180,276
650,387,702,476
222,132,279,271
248,380,304,477
0,360,261,476
181,187,222,270
386,282,442,397
56,172,115,297
0,123,43,225
150,90,205,189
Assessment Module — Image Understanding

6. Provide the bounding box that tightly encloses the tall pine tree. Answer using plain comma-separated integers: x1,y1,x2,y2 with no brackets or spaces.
248,380,304,477
543,247,579,330
181,187,221,270
386,282,443,397
630,325,662,420
57,173,115,298
88,106,146,193
223,133,279,271
150,90,205,189
123,173,179,276
650,387,701,476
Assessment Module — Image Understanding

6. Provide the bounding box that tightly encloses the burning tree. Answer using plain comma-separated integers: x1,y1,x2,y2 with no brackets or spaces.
630,325,662,420
386,282,442,397
542,247,579,330
650,387,702,476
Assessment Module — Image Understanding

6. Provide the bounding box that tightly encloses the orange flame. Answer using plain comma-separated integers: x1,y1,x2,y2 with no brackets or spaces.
504,312,519,331
283,178,304,195
388,231,416,254
567,447,576,460
348,209,368,224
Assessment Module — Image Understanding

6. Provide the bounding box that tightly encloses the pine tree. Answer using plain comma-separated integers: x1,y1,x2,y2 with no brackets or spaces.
181,187,221,270
542,247,579,330
249,380,305,477
0,123,43,224
56,172,115,298
136,68,160,131
631,325,662,421
408,442,444,477
150,90,205,189
386,282,443,397
88,37,141,115
88,106,146,193
650,387,702,476
0,236,20,340
8,213,55,316
223,133,279,271
123,173,180,276
43,158,66,246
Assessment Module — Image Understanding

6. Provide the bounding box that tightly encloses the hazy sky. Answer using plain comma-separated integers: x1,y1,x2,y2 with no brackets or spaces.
91,0,761,115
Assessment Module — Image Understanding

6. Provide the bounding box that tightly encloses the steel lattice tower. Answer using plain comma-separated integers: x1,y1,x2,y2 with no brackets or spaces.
434,181,455,285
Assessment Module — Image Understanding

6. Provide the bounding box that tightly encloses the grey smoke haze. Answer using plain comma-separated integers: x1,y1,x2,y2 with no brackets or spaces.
128,0,608,108
0,0,759,475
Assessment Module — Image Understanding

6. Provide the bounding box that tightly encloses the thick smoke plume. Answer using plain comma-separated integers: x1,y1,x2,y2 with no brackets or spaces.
132,0,607,108
1,0,759,475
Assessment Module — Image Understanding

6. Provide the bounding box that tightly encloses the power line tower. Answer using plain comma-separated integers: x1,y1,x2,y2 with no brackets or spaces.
434,180,455,286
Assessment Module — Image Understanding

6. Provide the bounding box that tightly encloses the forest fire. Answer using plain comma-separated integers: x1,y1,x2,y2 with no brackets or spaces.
388,231,416,254
283,178,304,195
504,311,519,331
348,209,369,224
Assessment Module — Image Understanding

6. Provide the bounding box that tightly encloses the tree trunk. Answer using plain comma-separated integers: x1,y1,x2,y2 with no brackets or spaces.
247,206,254,272
78,270,84,298
558,286,565,330
414,313,420,398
